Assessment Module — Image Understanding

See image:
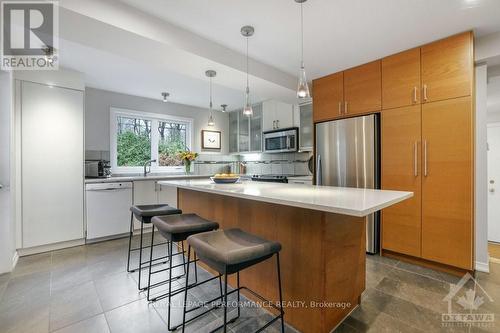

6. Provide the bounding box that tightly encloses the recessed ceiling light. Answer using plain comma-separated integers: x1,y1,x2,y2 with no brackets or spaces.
161,92,169,102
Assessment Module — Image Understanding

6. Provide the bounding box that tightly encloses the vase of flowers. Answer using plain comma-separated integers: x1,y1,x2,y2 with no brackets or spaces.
178,151,198,174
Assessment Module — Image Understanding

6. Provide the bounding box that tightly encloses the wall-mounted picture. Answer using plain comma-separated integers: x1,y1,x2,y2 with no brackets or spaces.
201,130,221,150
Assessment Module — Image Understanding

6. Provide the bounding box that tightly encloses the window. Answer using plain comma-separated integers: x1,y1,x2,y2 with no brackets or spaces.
110,108,193,173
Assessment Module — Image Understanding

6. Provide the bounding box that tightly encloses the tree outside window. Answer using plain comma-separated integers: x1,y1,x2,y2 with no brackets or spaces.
112,109,192,173
158,121,187,166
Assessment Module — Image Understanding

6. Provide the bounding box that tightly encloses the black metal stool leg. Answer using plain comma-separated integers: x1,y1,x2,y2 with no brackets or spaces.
223,271,229,333
137,219,144,290
237,271,241,318
167,240,175,330
126,212,134,272
277,253,285,333
181,245,192,333
147,225,155,300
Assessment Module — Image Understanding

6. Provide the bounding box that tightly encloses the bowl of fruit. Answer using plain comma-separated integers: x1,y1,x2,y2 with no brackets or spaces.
210,173,241,184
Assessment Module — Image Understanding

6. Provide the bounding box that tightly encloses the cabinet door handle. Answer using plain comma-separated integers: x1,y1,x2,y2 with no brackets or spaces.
423,84,428,102
413,87,418,104
277,119,280,128
414,141,418,176
423,140,428,176
338,102,342,115
272,120,276,129
344,102,348,114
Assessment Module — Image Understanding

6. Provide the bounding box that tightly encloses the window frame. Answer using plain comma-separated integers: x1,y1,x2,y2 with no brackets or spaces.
110,107,193,174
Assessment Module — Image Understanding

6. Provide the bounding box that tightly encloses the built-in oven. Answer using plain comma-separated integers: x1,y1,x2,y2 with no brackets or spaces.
263,127,298,153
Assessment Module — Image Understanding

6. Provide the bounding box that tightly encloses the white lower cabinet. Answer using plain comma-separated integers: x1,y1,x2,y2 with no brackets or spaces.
21,81,84,248
132,180,178,230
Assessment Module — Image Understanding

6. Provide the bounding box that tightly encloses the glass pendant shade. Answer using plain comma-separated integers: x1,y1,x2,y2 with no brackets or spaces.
207,113,215,126
297,63,310,99
243,87,253,116
205,69,217,126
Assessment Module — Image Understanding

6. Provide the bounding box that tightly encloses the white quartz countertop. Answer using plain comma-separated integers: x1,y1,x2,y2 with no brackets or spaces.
85,174,210,184
158,179,413,217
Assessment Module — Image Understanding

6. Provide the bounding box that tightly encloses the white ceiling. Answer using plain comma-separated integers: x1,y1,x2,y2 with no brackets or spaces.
56,0,500,110
118,0,500,79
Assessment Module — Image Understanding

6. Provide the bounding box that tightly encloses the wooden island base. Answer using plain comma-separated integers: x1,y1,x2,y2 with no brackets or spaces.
178,189,366,333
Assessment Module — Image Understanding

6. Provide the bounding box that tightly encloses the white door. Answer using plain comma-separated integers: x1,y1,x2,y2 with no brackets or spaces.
488,123,500,243
21,81,84,247
0,71,13,273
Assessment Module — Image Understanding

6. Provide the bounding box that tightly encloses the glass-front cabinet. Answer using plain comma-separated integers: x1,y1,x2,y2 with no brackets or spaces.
250,103,262,152
299,102,313,151
238,109,250,153
229,111,239,153
228,103,262,154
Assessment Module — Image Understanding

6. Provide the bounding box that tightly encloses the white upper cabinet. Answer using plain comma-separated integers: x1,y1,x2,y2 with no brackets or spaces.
262,100,295,132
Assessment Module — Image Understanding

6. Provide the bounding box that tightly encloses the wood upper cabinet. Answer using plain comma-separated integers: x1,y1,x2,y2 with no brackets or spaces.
381,105,422,257
312,72,343,122
344,61,382,115
382,48,421,109
421,97,473,270
421,32,473,103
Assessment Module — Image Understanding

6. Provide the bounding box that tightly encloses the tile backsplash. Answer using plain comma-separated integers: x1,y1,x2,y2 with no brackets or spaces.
85,150,313,176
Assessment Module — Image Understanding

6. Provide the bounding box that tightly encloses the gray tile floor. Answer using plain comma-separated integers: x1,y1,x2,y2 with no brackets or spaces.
1,235,499,333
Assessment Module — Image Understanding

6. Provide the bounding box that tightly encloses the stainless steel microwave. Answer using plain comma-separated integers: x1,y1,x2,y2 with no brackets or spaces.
263,127,298,153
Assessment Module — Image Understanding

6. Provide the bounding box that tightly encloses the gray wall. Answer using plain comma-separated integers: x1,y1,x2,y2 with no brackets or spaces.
85,87,229,155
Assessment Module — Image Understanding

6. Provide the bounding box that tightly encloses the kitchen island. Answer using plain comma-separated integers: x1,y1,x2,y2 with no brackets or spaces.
158,179,412,333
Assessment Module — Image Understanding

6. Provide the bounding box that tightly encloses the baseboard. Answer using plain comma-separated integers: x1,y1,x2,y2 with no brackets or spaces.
17,238,85,256
475,259,490,273
381,249,472,277
11,251,19,270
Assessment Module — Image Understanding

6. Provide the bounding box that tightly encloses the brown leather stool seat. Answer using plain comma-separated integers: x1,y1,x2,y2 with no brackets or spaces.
187,228,282,274
152,213,219,242
131,204,182,223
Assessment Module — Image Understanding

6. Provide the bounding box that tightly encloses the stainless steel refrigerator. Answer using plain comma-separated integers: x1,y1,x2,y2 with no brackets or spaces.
315,114,380,254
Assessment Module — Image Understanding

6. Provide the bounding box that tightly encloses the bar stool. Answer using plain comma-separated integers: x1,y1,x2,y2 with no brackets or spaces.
126,204,182,290
148,213,220,331
181,228,285,333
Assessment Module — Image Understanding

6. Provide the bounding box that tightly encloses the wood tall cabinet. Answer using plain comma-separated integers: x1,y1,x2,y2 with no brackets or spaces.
380,32,474,271
312,31,475,271
381,105,422,257
421,97,473,269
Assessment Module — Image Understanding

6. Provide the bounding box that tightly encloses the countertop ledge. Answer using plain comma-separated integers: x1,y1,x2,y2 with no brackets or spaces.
158,179,413,217
85,174,211,184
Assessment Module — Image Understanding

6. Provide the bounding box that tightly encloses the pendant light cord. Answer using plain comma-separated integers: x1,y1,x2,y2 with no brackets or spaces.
209,76,213,110
300,2,304,67
246,36,249,91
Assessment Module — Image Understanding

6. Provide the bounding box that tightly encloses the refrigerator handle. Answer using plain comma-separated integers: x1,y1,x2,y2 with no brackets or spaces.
316,154,322,185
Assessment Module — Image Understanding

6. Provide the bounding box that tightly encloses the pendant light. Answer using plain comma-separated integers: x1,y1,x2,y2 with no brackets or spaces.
205,70,216,127
241,25,255,116
295,0,310,99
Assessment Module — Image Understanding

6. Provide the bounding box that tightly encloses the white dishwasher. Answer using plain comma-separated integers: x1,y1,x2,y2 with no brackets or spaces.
85,182,133,241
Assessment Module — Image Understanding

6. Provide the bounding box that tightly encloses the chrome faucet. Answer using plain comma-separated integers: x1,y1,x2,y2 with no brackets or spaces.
143,159,156,176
